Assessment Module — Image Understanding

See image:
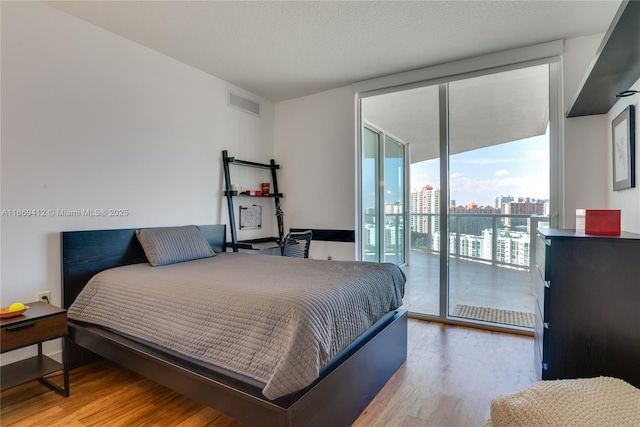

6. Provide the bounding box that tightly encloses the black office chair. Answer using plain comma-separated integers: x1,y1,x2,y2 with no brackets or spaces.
282,230,312,258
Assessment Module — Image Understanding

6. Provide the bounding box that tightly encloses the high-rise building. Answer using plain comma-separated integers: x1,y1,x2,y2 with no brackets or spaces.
503,201,546,215
494,195,514,211
503,201,546,227
409,185,439,233
385,201,403,214
419,185,438,212
495,231,530,266
409,189,422,232
421,185,439,236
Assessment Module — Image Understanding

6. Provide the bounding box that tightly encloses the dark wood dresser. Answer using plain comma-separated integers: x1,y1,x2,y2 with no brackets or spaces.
534,228,640,388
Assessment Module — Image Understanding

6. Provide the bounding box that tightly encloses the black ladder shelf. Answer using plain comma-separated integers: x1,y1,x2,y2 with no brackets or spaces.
222,150,284,252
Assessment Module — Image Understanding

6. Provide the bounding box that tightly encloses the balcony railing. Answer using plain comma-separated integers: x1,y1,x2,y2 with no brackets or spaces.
365,213,549,271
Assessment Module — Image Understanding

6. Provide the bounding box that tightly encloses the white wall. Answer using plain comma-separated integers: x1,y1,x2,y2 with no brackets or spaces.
274,87,356,260
562,34,640,233
561,34,609,228
607,78,640,233
1,2,273,362
273,33,630,263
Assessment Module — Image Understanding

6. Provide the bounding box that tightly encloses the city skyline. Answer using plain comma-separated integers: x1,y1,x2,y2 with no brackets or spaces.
410,131,549,206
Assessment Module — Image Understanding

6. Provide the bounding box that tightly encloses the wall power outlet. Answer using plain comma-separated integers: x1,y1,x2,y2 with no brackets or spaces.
37,291,51,304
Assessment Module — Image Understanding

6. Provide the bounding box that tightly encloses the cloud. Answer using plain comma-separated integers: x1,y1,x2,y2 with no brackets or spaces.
495,169,510,177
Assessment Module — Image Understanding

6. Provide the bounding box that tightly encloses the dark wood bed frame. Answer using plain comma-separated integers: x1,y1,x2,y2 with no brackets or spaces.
61,225,408,427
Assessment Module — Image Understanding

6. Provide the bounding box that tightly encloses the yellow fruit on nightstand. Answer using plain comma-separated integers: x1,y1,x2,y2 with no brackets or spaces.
9,302,25,312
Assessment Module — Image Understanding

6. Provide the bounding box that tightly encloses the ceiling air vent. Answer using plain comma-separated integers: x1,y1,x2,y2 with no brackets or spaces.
228,91,260,117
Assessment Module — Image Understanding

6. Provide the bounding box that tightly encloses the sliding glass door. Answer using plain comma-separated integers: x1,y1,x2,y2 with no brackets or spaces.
359,60,558,330
447,65,550,325
362,127,381,262
384,136,406,265
362,84,440,313
360,126,407,265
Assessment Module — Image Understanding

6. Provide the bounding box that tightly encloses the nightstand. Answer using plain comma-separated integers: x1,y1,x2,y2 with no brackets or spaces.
1,302,69,396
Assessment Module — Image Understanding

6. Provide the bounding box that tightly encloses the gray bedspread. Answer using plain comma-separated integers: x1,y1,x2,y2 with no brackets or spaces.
68,253,405,399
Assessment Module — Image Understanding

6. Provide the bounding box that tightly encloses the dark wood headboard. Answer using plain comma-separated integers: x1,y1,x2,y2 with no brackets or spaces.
61,225,226,309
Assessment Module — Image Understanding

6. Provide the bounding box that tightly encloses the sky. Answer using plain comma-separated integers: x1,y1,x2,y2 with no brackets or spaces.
410,132,549,207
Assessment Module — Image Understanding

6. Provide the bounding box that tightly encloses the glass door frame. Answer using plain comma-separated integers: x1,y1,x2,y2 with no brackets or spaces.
356,57,563,328
437,83,449,318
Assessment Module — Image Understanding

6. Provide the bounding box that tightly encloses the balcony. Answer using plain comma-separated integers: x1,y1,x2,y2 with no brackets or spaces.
402,250,535,318
366,212,549,328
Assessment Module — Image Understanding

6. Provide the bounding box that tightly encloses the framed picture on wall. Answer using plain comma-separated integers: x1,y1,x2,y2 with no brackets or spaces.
612,105,635,191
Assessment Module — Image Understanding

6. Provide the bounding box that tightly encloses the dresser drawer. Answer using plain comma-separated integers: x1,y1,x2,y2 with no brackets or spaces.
535,232,550,281
533,302,548,379
534,267,550,322
1,313,67,352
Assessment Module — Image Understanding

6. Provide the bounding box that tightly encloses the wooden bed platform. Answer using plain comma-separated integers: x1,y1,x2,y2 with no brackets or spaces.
61,225,408,427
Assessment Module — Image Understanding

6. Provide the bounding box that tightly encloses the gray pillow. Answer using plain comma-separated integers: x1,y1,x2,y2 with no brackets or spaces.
135,225,215,266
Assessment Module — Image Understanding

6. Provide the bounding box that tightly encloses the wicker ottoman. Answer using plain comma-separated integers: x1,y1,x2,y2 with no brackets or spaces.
486,377,640,427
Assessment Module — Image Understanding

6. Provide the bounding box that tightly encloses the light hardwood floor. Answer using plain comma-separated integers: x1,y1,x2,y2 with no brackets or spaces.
0,319,536,427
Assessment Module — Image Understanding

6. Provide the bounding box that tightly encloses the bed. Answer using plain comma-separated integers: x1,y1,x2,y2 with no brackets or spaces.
62,224,408,427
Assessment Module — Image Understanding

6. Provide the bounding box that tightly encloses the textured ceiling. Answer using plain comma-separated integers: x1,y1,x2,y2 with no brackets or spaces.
47,1,621,103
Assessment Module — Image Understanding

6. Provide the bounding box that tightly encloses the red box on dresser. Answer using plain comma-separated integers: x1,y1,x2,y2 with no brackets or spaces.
584,209,621,235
